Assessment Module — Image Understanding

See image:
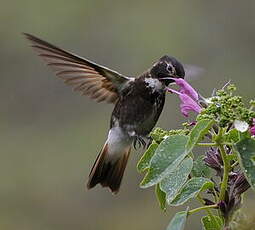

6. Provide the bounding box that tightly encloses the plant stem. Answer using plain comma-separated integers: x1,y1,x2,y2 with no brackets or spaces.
197,142,232,147
188,204,218,215
213,188,219,201
197,142,217,147
223,142,234,146
196,194,214,217
231,161,239,168
218,143,230,201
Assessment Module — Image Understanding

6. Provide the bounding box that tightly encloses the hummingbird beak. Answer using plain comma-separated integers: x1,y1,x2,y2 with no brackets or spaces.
159,76,177,85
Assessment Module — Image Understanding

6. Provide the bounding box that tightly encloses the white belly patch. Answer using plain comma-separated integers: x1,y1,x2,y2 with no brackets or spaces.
107,127,132,159
144,78,163,92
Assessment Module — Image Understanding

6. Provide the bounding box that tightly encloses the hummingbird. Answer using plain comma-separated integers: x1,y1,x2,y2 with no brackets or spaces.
24,33,187,194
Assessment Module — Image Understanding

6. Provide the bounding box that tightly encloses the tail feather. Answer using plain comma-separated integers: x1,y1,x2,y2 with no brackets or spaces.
87,142,131,194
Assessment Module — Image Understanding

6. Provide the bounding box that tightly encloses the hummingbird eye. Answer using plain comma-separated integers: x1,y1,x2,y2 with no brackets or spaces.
166,63,175,75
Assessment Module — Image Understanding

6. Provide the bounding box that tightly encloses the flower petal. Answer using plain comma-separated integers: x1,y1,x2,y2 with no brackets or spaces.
234,120,249,132
174,78,199,101
250,118,255,136
250,126,255,136
179,94,201,117
166,80,201,117
204,148,223,176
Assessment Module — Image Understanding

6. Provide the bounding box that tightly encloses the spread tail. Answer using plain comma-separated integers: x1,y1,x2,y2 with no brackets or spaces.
87,141,131,194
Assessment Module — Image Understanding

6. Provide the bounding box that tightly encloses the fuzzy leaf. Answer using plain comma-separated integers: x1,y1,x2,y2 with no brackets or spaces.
166,208,189,230
137,142,158,172
236,137,255,190
140,135,188,188
170,177,214,206
225,128,240,143
201,215,223,230
161,157,193,204
155,183,166,211
239,131,251,140
186,119,214,153
191,155,211,178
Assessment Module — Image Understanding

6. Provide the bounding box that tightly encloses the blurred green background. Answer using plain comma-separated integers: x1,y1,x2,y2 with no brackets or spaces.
1,0,255,229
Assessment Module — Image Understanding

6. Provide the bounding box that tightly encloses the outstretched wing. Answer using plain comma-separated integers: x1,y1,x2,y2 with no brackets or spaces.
24,33,132,103
184,64,205,82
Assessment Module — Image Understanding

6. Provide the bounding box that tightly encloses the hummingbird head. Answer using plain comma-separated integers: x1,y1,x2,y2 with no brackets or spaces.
150,55,185,85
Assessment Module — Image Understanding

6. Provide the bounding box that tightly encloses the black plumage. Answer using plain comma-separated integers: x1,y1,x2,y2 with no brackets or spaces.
24,33,185,193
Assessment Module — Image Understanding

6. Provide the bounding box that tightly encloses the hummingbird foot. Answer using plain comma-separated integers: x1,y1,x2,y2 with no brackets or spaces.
133,135,148,150
146,136,153,149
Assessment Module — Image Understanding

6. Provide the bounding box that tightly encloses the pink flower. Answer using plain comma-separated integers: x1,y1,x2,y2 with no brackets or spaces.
250,118,255,136
167,79,201,117
179,94,202,117
173,78,199,101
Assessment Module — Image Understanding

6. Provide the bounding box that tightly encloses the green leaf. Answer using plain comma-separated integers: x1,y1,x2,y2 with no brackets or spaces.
166,208,189,230
191,155,211,178
236,137,255,190
201,215,223,230
225,128,240,143
155,183,166,211
186,119,214,153
137,142,158,172
170,177,214,206
227,152,238,162
161,157,193,204
140,135,189,188
239,131,251,140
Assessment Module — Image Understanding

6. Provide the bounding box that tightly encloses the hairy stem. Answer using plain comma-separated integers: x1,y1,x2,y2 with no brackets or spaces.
197,142,218,147
218,143,230,201
188,204,218,215
197,194,214,217
231,161,239,168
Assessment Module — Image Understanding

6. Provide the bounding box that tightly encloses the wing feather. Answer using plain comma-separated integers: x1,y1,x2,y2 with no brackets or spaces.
24,33,133,103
